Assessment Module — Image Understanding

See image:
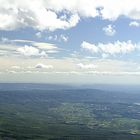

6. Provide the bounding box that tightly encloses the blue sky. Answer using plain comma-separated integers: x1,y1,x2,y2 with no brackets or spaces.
0,0,140,84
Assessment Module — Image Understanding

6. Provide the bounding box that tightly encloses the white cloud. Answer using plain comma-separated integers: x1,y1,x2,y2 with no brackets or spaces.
103,24,116,36
11,39,58,51
0,13,17,30
77,63,98,69
98,0,140,20
0,39,60,57
99,40,136,55
1,0,140,31
47,34,68,42
0,0,80,31
81,41,99,53
46,0,99,18
17,45,47,57
48,36,53,41
35,63,53,69
1,37,9,43
0,55,139,80
0,50,8,55
7,70,17,74
33,42,58,50
46,50,59,54
129,21,140,27
60,34,68,42
48,35,58,41
12,39,35,43
81,40,137,56
11,66,21,69
35,32,42,38
102,53,109,59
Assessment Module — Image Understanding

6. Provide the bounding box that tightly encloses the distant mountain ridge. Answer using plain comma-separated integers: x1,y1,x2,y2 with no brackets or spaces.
0,83,140,94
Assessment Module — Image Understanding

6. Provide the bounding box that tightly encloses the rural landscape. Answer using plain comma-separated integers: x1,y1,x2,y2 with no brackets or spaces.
0,84,140,140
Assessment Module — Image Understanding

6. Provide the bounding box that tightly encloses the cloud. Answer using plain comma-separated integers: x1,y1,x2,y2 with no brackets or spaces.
46,50,59,54
0,43,19,55
35,63,53,69
35,32,42,38
98,0,140,20
11,66,21,69
103,24,116,36
46,0,99,18
81,40,137,56
60,34,69,42
129,21,140,27
102,53,109,59
17,45,47,57
0,38,60,57
0,0,80,31
99,40,136,55
11,39,59,51
12,39,35,43
77,63,98,69
1,0,140,31
0,50,8,55
47,34,68,42
0,55,139,79
33,42,58,50
1,37,9,43
48,35,58,41
81,41,99,53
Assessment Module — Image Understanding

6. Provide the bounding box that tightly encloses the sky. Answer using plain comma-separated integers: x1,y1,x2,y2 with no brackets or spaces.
0,0,140,84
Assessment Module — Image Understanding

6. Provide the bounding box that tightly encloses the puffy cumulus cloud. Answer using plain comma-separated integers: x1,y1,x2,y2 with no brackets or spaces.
98,0,140,20
103,25,116,36
129,21,140,27
98,40,136,55
77,63,98,69
35,63,53,69
81,40,137,56
81,41,99,53
47,0,140,20
46,0,99,18
1,0,140,31
17,45,47,57
0,14,17,31
0,0,80,31
46,0,140,21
